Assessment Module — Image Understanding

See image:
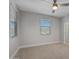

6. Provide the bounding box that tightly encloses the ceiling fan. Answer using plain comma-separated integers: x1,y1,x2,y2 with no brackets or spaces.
42,0,69,13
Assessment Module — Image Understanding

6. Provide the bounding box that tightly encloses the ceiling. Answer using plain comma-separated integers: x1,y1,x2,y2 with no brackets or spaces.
13,0,69,17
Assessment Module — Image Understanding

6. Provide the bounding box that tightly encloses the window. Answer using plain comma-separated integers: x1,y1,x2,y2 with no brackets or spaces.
40,20,50,35
9,20,17,38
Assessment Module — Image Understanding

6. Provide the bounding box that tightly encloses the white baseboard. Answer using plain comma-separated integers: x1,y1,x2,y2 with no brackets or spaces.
19,41,61,49
10,41,61,59
10,47,20,59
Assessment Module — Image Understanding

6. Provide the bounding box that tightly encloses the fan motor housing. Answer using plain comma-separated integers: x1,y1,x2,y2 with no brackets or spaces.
53,3,58,7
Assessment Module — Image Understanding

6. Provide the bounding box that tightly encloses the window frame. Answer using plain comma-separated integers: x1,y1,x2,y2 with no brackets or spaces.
40,19,51,35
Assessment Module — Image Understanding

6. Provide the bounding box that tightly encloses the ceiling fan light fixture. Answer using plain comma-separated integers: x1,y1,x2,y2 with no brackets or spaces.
52,3,58,10
52,5,58,10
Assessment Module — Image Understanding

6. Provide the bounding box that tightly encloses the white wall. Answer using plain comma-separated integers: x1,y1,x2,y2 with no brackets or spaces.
60,15,69,42
19,11,61,46
9,2,20,58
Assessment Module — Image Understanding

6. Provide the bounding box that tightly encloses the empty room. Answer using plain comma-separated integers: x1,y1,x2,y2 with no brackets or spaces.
9,0,69,59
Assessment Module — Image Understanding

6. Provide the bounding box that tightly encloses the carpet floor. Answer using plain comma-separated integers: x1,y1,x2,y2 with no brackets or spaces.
15,43,69,59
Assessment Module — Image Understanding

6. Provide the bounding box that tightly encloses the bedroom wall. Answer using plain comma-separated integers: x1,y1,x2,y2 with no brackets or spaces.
19,11,61,47
9,2,20,58
60,15,69,42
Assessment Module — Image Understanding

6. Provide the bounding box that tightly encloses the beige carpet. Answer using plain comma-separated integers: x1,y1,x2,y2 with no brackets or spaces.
15,43,69,59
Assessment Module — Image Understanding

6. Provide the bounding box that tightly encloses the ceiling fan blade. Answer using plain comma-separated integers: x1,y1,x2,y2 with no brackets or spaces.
60,3,69,6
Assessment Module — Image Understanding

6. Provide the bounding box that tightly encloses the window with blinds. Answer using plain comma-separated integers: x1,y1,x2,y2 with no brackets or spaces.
40,20,50,35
